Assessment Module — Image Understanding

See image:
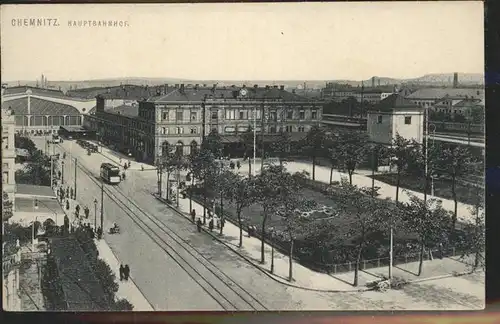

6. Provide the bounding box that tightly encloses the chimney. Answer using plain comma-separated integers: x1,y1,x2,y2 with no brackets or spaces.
280,85,285,90
371,77,375,88
453,73,458,88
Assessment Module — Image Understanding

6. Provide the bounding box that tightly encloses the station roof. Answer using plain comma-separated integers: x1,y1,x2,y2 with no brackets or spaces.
3,86,64,96
5,97,80,116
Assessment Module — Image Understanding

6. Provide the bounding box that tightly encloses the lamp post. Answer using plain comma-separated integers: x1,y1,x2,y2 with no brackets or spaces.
32,199,39,251
61,161,65,184
100,180,104,231
74,158,77,198
93,198,98,230
269,227,275,274
429,123,436,197
253,105,257,177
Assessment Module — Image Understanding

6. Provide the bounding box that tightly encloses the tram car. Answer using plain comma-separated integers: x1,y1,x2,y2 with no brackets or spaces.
100,163,121,184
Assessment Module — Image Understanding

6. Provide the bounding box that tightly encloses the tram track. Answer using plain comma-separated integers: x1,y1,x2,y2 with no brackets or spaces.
57,144,268,311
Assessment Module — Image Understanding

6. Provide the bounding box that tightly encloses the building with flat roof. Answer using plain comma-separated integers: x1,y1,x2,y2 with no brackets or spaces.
405,88,484,108
367,94,424,145
84,84,323,164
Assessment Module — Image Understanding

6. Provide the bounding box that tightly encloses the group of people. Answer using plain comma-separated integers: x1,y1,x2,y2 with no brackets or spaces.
191,209,226,233
229,160,242,170
119,264,131,281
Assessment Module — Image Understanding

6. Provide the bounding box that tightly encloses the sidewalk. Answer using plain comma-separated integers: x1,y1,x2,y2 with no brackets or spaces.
86,140,156,171
94,239,154,311
160,194,477,293
55,190,153,311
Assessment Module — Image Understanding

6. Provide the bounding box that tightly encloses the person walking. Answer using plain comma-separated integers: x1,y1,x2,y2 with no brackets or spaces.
236,161,241,170
208,218,214,232
124,265,130,281
196,218,202,232
119,265,124,281
190,209,196,223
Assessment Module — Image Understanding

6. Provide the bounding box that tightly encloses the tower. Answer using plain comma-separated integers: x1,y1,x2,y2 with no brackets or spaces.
371,77,375,88
453,72,458,88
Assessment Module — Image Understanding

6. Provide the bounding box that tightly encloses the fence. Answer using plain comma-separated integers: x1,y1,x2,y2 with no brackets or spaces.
326,246,468,275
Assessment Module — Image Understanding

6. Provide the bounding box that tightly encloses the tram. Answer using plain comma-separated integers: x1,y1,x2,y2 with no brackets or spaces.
100,163,121,184
52,134,61,144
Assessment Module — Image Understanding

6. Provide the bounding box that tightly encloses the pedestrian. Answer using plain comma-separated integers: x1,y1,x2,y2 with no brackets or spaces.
124,265,130,280
438,242,444,259
208,218,214,231
190,209,196,222
119,265,124,281
236,161,241,170
196,218,202,232
220,218,225,230
230,161,235,170
97,227,103,240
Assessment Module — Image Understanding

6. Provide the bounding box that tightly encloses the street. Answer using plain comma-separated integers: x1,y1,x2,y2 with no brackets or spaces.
26,138,485,310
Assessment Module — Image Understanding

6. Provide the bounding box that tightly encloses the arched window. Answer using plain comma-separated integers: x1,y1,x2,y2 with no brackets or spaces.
190,141,198,155
161,141,170,157
175,141,184,156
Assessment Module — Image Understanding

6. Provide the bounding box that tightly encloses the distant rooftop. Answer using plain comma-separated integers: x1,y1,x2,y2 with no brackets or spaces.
406,88,484,100
3,86,64,96
370,93,418,112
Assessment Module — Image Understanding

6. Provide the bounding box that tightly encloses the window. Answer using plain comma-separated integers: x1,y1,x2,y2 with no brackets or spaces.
162,111,168,120
225,109,235,120
224,126,236,133
377,115,383,124
299,111,305,120
190,128,197,134
239,110,248,120
404,116,412,125
176,111,183,121
286,125,293,132
190,111,197,121
270,111,277,121
176,127,184,134
298,126,305,132
3,163,8,169
2,172,8,184
161,127,168,135
211,111,218,119
269,126,276,133
287,110,293,119
311,110,318,120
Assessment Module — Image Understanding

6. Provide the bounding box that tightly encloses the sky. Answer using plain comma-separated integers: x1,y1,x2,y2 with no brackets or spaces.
1,2,484,82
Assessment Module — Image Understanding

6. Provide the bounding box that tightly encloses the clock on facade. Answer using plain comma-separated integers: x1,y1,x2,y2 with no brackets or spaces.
239,88,248,97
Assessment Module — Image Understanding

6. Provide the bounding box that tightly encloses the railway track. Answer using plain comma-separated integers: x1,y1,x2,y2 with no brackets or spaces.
57,144,267,311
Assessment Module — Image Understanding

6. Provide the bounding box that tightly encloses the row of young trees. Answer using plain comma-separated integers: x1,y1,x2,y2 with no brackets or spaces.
155,128,484,285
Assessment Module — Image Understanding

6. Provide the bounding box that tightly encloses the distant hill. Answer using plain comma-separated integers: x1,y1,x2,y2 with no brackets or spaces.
4,73,483,91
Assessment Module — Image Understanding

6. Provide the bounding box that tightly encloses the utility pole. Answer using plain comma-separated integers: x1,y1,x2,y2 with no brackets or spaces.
260,102,265,171
74,158,77,198
100,180,104,231
50,157,53,189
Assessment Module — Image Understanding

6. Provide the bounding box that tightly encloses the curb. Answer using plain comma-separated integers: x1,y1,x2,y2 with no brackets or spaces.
154,195,483,294
153,194,373,294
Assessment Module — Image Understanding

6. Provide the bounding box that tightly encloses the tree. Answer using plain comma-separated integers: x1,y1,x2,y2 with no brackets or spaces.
158,142,184,201
273,171,316,281
437,145,474,229
253,164,289,263
333,180,393,286
15,148,55,186
226,173,256,247
93,259,119,305
14,134,36,153
114,298,134,311
201,130,224,159
399,193,451,276
330,129,368,185
239,127,256,178
301,125,327,181
458,186,485,271
387,134,419,203
2,191,13,222
270,131,291,167
190,148,218,224
208,163,233,235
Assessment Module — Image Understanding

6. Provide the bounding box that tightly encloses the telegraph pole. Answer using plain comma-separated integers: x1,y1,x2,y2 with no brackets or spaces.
74,158,77,198
100,180,104,230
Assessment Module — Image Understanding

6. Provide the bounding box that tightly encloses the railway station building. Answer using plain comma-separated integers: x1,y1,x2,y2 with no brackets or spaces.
84,84,323,164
